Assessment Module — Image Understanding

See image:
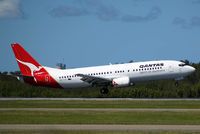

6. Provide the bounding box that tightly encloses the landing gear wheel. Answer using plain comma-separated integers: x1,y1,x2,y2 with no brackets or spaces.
100,88,109,94
175,81,179,87
130,82,135,86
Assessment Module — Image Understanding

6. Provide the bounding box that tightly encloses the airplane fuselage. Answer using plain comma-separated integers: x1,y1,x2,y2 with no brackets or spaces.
44,60,195,88
11,43,195,94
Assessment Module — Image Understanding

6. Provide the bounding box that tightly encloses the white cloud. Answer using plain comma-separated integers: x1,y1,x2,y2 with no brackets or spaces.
49,0,119,21
172,17,200,29
122,6,162,22
49,6,88,17
0,0,24,19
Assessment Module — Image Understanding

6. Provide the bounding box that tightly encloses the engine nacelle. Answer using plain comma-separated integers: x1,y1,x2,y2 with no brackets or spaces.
112,77,133,88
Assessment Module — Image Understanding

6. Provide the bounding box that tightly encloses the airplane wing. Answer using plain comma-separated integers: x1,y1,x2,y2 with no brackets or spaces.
76,74,111,86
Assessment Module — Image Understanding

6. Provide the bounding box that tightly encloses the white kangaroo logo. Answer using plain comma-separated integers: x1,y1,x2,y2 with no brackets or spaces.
17,59,42,82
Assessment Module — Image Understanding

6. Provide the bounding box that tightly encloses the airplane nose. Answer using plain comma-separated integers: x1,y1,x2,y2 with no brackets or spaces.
182,66,196,75
189,66,196,73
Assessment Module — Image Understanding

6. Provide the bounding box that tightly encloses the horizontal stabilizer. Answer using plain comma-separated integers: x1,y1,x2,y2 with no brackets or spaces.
17,74,34,79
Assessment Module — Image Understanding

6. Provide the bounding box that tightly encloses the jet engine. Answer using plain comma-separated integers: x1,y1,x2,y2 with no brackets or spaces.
112,77,134,87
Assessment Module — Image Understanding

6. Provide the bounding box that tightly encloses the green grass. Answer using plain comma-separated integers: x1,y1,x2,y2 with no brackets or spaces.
1,110,200,124
1,131,200,134
1,100,200,108
1,100,200,126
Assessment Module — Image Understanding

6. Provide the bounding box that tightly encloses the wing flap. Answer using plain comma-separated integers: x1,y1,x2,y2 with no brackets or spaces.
76,74,111,86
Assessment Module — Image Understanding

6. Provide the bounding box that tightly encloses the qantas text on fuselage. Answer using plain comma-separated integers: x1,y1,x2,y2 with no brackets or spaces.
11,43,195,94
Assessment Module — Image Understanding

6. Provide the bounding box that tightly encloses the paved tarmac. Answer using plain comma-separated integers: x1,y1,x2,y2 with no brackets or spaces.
1,98,199,132
0,125,200,132
0,108,200,112
1,98,200,101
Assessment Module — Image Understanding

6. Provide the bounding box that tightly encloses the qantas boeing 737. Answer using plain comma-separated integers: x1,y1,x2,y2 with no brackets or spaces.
11,43,195,94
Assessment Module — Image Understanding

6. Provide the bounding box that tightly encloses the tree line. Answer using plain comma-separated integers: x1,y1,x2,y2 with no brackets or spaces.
0,60,200,98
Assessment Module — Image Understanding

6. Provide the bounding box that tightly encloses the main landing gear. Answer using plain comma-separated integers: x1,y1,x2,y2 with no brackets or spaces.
175,81,179,87
100,87,109,94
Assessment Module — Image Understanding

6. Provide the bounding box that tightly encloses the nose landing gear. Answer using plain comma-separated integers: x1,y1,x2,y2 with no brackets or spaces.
175,81,179,87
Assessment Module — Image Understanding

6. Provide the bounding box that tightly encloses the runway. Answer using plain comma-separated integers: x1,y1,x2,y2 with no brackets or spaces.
1,108,200,112
1,97,200,101
1,99,199,132
1,125,200,132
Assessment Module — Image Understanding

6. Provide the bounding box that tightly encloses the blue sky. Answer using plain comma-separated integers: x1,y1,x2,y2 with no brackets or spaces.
1,0,200,72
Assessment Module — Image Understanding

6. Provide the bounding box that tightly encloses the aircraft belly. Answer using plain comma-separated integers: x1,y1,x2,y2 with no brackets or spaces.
59,79,91,89
131,71,180,82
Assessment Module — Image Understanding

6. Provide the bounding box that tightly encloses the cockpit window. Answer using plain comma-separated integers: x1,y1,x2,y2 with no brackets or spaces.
179,63,186,67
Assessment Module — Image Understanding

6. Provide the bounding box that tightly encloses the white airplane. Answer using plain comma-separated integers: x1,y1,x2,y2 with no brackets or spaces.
11,43,195,94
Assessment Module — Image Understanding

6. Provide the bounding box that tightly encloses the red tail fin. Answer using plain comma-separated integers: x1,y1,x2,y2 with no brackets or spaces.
11,43,42,76
11,43,63,88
